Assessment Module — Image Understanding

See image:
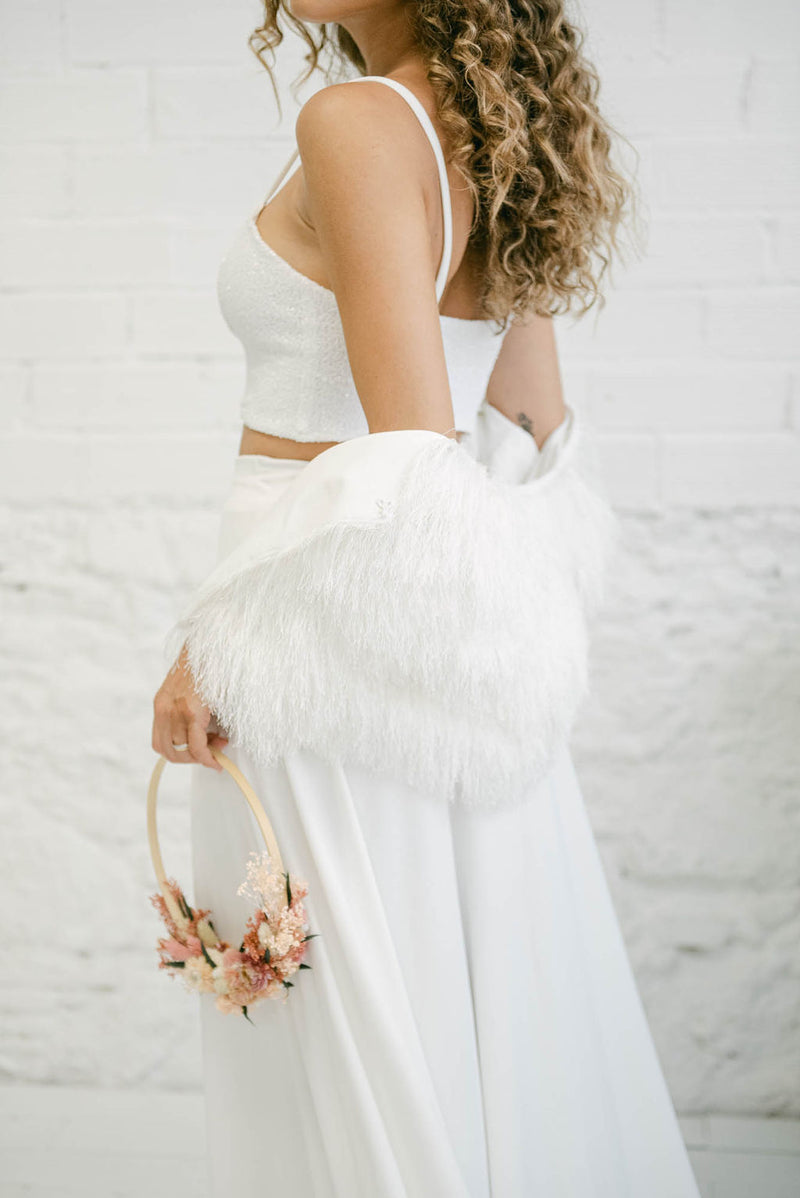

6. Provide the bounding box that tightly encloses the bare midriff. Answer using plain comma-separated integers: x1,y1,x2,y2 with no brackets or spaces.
238,424,464,460
239,426,340,461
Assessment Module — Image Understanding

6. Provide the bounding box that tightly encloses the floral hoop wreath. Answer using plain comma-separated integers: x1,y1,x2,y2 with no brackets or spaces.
146,747,316,1023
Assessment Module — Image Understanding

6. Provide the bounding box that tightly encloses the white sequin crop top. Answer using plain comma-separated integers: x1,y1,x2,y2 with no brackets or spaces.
216,75,507,442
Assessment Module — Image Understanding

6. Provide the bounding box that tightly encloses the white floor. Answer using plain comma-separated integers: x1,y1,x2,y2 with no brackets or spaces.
0,1085,798,1197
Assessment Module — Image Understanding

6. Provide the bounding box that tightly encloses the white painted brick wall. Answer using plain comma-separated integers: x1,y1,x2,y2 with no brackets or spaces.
1,0,798,1115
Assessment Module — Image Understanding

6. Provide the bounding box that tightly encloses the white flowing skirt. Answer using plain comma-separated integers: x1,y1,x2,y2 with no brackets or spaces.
189,453,701,1198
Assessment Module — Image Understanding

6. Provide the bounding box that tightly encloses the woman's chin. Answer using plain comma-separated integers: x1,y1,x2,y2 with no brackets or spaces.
285,1,355,24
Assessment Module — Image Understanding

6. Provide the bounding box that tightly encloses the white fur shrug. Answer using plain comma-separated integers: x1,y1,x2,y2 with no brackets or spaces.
165,402,618,810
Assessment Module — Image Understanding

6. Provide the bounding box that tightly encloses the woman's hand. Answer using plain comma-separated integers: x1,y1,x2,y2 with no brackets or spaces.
152,643,228,770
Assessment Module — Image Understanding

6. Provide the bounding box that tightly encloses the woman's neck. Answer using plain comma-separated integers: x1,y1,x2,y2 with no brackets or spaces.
336,7,422,80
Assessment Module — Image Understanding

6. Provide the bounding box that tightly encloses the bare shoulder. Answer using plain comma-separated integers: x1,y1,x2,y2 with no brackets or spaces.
296,79,389,131
295,79,436,190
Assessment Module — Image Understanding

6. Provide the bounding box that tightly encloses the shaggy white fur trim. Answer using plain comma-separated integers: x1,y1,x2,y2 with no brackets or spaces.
166,407,618,810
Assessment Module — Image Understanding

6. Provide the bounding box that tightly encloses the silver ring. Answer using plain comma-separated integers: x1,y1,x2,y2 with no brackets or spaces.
171,742,190,752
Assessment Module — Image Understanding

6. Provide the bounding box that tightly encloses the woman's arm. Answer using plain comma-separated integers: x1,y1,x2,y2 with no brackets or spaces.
294,80,457,437
485,311,567,450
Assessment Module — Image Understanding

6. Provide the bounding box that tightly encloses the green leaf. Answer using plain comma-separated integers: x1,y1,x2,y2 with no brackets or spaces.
242,1006,255,1026
164,960,186,968
301,933,319,942
282,979,294,989
284,871,292,906
200,941,216,968
298,963,311,970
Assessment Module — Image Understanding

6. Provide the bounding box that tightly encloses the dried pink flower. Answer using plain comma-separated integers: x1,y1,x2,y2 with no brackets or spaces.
149,862,314,1018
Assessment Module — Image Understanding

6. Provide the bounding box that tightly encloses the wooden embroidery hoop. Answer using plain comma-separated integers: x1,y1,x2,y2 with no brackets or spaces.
146,747,286,926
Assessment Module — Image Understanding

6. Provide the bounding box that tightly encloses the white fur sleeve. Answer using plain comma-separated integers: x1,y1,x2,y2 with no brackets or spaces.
165,403,619,810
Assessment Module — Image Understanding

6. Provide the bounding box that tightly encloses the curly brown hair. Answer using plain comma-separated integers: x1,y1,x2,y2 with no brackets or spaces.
249,0,642,329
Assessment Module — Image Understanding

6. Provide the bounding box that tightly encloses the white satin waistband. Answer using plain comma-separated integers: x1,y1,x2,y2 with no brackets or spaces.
226,454,308,503
218,455,310,560
233,452,309,478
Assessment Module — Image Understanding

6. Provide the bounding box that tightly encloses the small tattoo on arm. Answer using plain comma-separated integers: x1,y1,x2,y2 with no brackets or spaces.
516,412,535,438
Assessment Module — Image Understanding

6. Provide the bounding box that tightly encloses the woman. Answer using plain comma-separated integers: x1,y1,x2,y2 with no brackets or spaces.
151,1,701,1194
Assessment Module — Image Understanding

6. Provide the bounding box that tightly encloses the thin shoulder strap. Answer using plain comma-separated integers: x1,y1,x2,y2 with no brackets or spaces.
264,147,301,204
350,75,453,303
